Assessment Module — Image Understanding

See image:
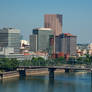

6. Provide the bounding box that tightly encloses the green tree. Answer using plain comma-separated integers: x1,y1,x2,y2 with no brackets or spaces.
38,57,46,66
0,58,19,71
90,56,92,65
31,57,39,66
84,54,90,64
77,57,83,64
68,57,76,65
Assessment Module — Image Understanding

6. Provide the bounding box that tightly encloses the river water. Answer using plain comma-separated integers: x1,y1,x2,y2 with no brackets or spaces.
0,72,91,92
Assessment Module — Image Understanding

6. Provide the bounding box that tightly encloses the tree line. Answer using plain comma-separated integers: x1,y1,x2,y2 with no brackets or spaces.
0,58,19,71
0,54,92,71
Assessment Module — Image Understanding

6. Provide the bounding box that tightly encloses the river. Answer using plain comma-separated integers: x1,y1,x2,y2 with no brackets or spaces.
0,72,91,92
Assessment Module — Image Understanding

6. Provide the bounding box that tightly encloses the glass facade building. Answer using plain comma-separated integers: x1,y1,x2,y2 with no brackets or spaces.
0,28,20,53
30,28,53,52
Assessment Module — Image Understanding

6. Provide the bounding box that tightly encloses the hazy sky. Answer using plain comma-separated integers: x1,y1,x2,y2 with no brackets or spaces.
0,0,92,43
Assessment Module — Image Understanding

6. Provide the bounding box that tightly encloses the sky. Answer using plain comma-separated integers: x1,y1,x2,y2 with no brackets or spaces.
0,0,92,44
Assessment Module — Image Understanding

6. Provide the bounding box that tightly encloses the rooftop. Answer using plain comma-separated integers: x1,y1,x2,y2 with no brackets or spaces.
33,28,52,31
45,14,62,16
0,28,20,33
64,33,73,36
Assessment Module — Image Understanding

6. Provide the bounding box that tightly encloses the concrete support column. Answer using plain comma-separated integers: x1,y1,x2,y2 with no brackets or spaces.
65,69,70,73
48,68,56,79
0,74,3,79
19,69,26,77
91,69,92,81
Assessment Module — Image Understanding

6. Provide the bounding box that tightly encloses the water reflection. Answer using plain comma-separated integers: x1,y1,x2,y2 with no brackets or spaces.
91,72,92,92
0,72,91,92
48,78,54,92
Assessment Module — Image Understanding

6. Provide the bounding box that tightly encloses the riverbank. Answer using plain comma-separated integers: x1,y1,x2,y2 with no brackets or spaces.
0,69,65,80
0,71,19,80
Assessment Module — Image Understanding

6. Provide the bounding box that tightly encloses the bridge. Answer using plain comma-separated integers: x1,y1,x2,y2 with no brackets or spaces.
18,66,91,70
17,66,92,78
0,66,92,79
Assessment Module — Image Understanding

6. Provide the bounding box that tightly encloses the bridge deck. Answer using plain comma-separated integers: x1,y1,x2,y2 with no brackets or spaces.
18,66,92,71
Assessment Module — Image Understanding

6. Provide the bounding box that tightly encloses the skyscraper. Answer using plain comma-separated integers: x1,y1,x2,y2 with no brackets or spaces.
30,28,53,52
55,33,77,56
0,28,20,53
44,14,63,36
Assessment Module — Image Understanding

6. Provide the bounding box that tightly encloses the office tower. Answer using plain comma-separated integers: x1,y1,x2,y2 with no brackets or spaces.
55,33,77,56
30,35,37,52
30,28,53,52
0,28,20,53
44,14,63,36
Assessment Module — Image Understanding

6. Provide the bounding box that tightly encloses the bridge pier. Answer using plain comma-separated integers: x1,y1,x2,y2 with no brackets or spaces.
91,69,92,80
65,69,70,73
19,69,26,77
0,74,3,79
48,68,56,79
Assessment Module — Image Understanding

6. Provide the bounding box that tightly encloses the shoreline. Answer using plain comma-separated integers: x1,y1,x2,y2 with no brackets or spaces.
0,68,90,80
0,69,65,80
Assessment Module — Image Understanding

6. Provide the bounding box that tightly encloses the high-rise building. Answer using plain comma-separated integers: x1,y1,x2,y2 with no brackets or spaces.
44,14,63,36
30,28,53,52
30,35,37,52
55,33,77,56
0,28,20,53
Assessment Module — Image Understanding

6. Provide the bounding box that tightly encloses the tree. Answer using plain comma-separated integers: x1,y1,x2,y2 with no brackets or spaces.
0,58,19,71
77,57,83,64
54,57,65,65
38,57,46,66
68,57,76,65
31,57,40,66
90,56,92,65
84,54,90,64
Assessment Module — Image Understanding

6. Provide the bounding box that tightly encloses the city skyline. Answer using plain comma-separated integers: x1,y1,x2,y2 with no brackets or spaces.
0,0,92,43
